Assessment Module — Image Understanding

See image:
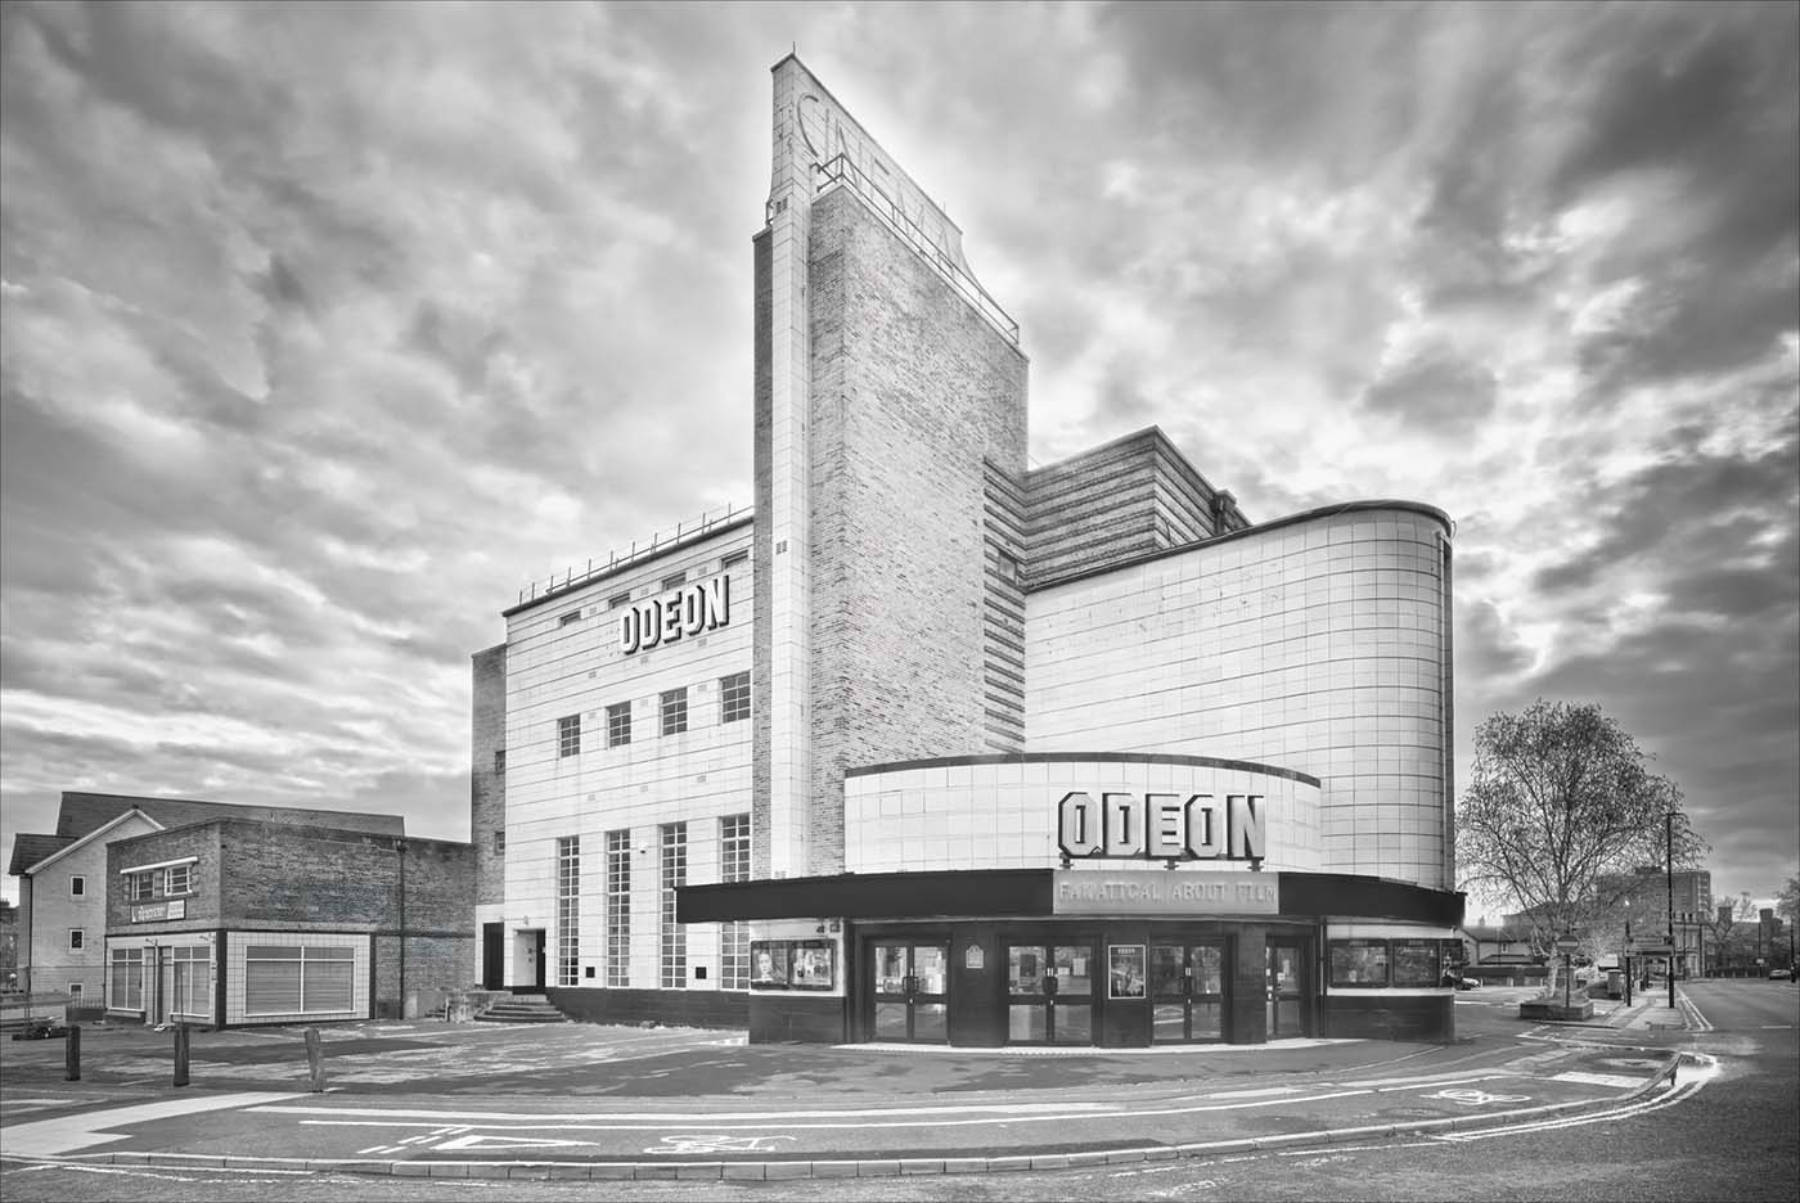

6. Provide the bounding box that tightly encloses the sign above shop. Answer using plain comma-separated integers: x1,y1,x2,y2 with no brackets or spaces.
619,577,729,655
131,899,185,923
1057,791,1265,866
1051,870,1280,917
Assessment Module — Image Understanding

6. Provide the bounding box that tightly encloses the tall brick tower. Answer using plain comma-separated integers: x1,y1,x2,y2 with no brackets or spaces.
752,56,1029,879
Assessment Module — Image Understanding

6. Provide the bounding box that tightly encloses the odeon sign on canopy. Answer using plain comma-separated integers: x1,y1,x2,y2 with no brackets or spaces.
1057,790,1265,865
619,577,730,655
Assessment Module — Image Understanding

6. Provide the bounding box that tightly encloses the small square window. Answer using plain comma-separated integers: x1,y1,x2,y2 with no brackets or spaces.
69,982,84,999
493,749,506,776
69,929,85,951
70,875,86,898
660,687,688,736
607,702,632,748
660,571,687,591
558,714,582,758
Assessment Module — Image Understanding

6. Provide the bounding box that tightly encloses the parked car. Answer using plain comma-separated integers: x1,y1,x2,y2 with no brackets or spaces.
1771,968,1793,981
1442,971,1479,990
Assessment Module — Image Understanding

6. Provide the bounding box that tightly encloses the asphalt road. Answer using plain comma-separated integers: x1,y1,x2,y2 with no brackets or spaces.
2,980,1793,1201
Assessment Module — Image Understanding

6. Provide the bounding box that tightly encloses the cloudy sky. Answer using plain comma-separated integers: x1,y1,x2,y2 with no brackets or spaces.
2,2,1795,911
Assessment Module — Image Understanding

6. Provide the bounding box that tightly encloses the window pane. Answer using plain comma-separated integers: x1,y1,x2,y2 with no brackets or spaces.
1052,946,1091,996
1392,939,1442,988
558,714,581,758
1052,1004,1091,1043
302,958,354,1012
1009,946,1045,995
246,960,302,1014
1329,940,1391,988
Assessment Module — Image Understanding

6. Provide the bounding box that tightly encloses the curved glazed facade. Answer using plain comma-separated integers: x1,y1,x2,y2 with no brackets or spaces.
1025,503,1454,891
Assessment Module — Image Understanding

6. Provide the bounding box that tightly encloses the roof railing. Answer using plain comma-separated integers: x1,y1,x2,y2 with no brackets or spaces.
516,502,751,606
813,152,1020,346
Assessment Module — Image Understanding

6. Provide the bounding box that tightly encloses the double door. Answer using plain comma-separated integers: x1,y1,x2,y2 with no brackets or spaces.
1005,943,1095,1044
871,942,948,1042
1150,941,1228,1043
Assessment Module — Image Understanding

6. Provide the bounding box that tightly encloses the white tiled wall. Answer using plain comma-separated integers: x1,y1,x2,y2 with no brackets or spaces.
844,757,1322,874
502,528,755,991
1025,508,1452,890
223,930,367,1026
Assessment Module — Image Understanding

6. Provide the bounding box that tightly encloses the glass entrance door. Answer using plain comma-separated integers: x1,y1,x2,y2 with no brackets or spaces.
1266,940,1308,1039
871,942,948,1042
1005,943,1094,1044
1150,941,1227,1042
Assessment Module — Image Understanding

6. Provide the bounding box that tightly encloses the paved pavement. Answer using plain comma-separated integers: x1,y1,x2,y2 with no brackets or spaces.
0,986,1701,1181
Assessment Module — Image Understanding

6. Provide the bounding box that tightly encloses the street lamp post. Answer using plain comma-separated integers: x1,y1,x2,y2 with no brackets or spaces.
1665,811,1677,1010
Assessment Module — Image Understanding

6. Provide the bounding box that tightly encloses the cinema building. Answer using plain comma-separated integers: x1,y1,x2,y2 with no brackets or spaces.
470,56,1463,1047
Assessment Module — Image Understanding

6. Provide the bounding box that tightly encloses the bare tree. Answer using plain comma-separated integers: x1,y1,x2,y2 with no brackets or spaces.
1456,699,1705,998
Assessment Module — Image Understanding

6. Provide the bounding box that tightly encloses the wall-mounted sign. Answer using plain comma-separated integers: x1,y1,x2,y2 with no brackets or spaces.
131,899,185,923
619,577,729,654
1057,791,1265,864
1052,870,1280,916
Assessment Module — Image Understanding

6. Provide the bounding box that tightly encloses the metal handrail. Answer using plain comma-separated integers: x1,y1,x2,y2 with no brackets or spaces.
516,502,751,606
812,153,1020,345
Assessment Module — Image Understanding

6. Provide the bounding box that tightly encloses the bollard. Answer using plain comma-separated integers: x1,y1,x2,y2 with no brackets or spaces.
303,1026,327,1092
173,1024,190,1087
65,1024,81,1082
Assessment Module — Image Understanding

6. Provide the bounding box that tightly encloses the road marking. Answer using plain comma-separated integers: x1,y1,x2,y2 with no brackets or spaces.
1,1092,305,1158
260,1099,1119,1123
1759,1024,1793,1029
1426,1088,1531,1107
644,1134,797,1155
1551,1071,1650,1089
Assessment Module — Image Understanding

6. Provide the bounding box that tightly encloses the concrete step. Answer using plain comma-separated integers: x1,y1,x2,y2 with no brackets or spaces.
474,998,568,1024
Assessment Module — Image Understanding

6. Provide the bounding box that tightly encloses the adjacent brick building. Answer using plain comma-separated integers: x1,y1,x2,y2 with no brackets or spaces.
102,819,472,1026
474,55,1462,1046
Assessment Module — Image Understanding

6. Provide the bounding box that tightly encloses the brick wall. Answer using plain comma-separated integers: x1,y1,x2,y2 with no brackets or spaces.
471,643,507,906
105,822,223,932
802,186,1029,874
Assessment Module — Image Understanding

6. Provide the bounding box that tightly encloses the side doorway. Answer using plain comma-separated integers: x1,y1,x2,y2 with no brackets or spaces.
481,923,504,989
1265,939,1311,1039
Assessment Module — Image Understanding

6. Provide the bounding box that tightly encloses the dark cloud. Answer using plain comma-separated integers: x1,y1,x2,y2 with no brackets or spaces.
1361,346,1498,433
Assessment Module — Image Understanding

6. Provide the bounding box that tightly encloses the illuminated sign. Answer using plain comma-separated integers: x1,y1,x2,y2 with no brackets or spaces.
619,577,729,654
1052,870,1280,916
1057,791,1265,865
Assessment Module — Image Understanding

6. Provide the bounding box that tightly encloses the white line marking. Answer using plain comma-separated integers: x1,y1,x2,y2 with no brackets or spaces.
258,1099,1117,1123
1550,1071,1651,1089
1,1092,306,1158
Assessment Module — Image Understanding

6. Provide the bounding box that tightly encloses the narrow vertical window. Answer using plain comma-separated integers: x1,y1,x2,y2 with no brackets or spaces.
719,814,751,990
719,671,751,724
660,687,688,736
606,830,631,987
660,823,687,988
558,714,581,758
556,837,580,987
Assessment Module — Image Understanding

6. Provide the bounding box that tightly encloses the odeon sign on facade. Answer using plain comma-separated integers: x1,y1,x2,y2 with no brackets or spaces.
618,577,730,655
1057,790,1266,865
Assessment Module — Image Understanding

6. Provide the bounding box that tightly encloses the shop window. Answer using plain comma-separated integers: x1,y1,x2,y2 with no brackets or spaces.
245,944,356,1016
171,946,211,1018
719,671,751,723
556,837,580,987
110,948,144,1010
606,830,631,987
607,702,632,748
1391,939,1444,988
1329,939,1392,988
558,714,581,758
68,928,85,951
660,687,688,736
70,875,86,898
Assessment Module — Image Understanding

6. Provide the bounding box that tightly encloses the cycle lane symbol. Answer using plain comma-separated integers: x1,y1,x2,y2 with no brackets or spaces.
1426,1088,1532,1107
646,1134,798,1155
